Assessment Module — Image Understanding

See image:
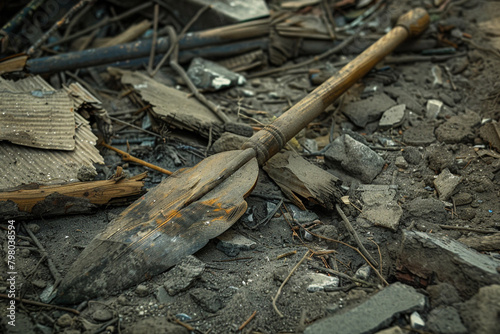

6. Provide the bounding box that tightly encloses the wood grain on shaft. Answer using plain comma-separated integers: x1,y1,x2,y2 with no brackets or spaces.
242,8,430,165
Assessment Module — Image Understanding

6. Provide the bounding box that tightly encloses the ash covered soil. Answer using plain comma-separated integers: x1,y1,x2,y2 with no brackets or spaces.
1,1,500,334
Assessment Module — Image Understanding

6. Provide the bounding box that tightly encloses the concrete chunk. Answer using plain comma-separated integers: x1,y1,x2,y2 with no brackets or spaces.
304,282,426,334
434,168,462,200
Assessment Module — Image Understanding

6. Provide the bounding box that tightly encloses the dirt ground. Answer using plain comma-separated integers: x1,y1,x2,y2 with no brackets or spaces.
1,0,500,333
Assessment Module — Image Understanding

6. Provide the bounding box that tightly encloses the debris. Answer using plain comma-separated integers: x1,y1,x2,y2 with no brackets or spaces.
135,284,149,297
479,122,500,152
0,172,147,219
93,309,113,322
304,283,427,334
457,284,500,334
426,99,444,119
264,150,341,210
402,123,436,146
384,86,422,114
0,76,104,189
355,264,371,281
458,234,500,251
325,134,385,183
110,68,224,139
431,65,444,87
189,288,224,313
163,256,206,296
306,273,340,292
124,317,189,334
379,104,406,129
360,199,403,231
426,306,468,334
433,168,462,200
187,57,246,91
342,93,396,128
410,311,425,329
397,230,500,298
452,192,473,206
216,229,256,257
395,156,408,169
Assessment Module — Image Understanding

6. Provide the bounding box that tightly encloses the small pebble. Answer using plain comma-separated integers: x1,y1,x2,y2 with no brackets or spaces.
135,284,149,297
93,309,113,322
56,314,73,328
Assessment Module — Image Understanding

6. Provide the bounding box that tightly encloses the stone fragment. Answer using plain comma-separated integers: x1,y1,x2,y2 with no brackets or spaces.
189,288,224,313
433,168,462,200
426,99,443,119
410,311,425,329
304,282,426,334
217,229,256,257
342,93,396,127
426,283,462,308
93,308,113,322
402,123,436,146
427,145,454,172
135,284,149,297
164,256,205,296
384,86,422,113
361,203,403,231
397,231,500,298
187,57,245,91
379,104,406,129
402,147,422,165
355,264,371,280
395,156,408,169
458,285,500,334
306,273,340,292
124,317,189,334
324,134,385,183
458,234,500,251
438,92,455,107
57,314,73,328
435,121,472,144
452,192,473,206
155,286,174,305
479,122,500,152
211,132,247,153
431,65,444,87
426,306,468,334
405,198,447,222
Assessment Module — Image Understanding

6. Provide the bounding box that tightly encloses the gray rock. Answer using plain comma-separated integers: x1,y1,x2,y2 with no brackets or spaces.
92,308,113,322
304,282,426,334
189,288,224,313
164,256,205,296
57,314,73,328
426,283,462,308
395,156,408,169
325,135,385,183
426,99,443,119
306,273,340,292
405,198,447,222
360,202,403,231
402,147,422,165
427,145,454,172
379,104,406,129
426,306,467,334
410,311,425,329
217,229,256,257
435,121,472,144
155,286,175,305
438,92,456,107
431,65,444,87
384,86,422,114
398,231,500,299
342,93,396,127
135,284,149,297
434,168,462,200
452,193,473,206
187,57,245,91
355,264,371,281
402,123,436,146
458,285,500,334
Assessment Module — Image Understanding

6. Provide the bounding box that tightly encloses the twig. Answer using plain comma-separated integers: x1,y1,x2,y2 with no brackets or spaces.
91,318,119,334
335,204,378,267
461,37,500,59
21,222,62,286
308,263,379,288
273,250,310,318
108,116,163,139
150,25,177,76
238,310,257,331
0,294,79,315
276,250,297,260
63,1,93,38
173,318,194,331
27,0,93,55
369,239,383,275
295,222,388,286
147,4,160,75
101,142,172,175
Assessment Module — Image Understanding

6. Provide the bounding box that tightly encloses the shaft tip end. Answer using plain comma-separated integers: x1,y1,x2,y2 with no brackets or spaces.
396,8,430,38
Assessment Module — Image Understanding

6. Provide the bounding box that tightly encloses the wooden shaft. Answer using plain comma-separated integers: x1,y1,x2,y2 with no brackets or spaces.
242,8,429,165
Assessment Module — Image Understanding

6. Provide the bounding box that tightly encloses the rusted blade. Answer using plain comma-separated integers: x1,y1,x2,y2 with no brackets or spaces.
54,151,258,304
